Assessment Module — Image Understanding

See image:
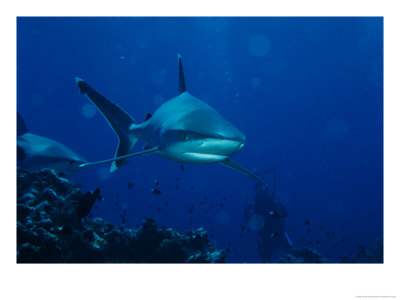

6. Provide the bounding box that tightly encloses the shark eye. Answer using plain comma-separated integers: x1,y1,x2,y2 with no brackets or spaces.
183,132,190,141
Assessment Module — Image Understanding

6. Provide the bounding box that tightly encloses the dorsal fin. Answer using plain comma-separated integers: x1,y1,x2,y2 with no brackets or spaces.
17,112,28,136
178,54,186,95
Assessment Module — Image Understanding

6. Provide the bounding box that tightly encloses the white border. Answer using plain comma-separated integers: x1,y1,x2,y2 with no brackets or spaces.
2,1,399,300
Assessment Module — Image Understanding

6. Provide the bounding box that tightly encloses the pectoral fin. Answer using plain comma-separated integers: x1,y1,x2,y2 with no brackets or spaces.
221,159,268,186
80,146,160,169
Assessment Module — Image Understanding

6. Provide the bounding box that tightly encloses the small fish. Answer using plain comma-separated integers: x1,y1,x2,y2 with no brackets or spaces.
180,164,185,171
307,228,311,233
200,201,205,205
188,206,194,214
151,188,161,195
154,179,160,186
316,240,321,244
268,211,281,217
304,220,312,225
127,182,134,189
190,186,195,190
341,237,346,242
270,232,278,238
320,226,325,230
164,201,168,206
220,203,224,207
122,217,126,224
176,177,180,182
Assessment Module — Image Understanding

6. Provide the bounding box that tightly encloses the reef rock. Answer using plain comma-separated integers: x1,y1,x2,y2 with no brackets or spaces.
277,247,328,263
340,237,383,263
17,170,226,263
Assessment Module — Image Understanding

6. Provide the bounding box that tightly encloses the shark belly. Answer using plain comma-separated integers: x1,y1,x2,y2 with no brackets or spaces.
158,150,229,164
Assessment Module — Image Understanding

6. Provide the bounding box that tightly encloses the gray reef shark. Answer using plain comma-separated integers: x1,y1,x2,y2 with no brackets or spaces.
17,113,86,175
75,55,267,185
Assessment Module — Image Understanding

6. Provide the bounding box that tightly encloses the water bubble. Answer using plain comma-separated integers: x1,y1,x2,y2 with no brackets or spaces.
151,69,167,85
251,77,261,88
325,118,348,140
248,214,265,230
81,103,96,118
248,34,271,57
216,211,231,226
97,166,111,181
31,94,44,106
153,94,164,106
136,30,153,49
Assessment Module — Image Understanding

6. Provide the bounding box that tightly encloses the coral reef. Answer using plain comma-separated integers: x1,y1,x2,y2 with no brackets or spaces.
340,237,383,263
17,169,226,263
277,247,328,263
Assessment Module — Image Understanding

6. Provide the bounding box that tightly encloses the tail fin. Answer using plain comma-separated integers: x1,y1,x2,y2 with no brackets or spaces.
75,77,138,172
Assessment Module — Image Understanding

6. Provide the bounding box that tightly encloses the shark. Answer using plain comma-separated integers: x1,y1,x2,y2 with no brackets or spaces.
17,113,87,176
75,55,267,185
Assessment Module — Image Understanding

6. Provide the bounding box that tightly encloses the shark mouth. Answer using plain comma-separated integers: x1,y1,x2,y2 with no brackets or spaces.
182,152,230,162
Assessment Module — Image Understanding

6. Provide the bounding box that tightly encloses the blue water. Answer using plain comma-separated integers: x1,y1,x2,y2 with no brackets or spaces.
17,17,383,263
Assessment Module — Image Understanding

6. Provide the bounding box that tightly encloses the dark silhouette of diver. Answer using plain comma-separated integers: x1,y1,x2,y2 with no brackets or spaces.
245,167,293,262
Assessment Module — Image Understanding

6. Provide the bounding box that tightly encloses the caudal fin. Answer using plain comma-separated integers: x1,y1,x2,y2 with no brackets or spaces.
75,77,138,172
